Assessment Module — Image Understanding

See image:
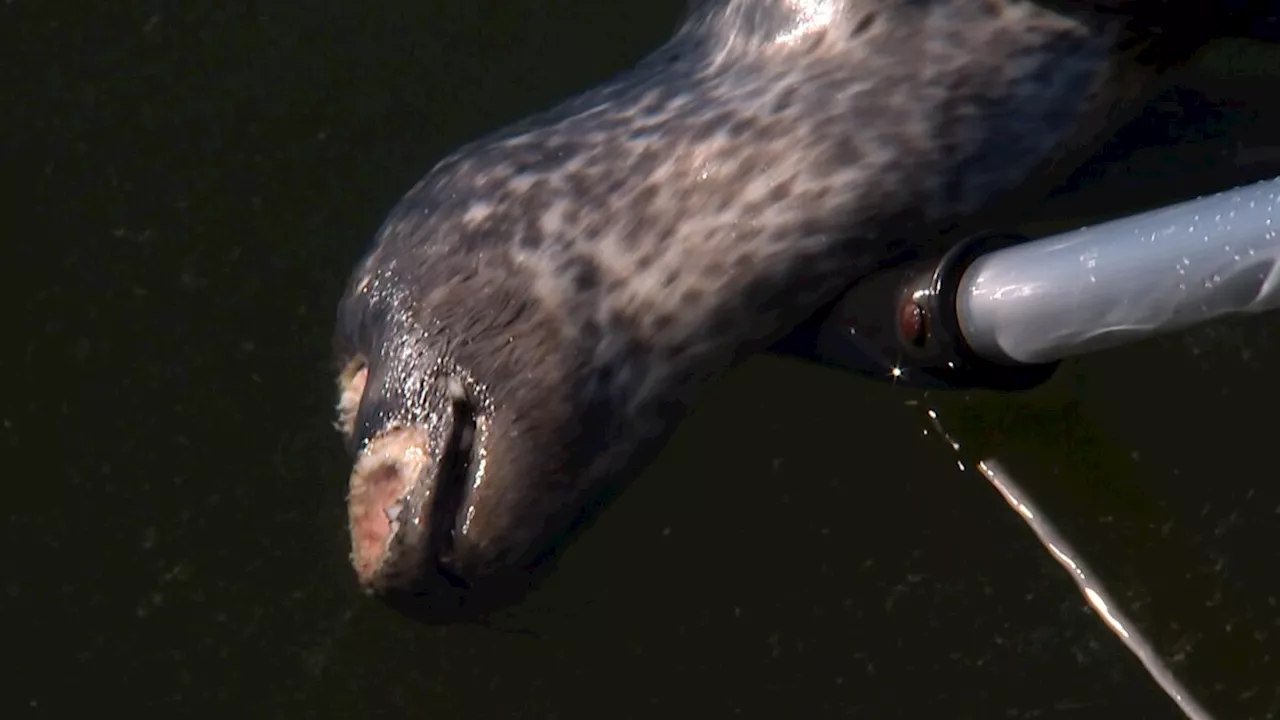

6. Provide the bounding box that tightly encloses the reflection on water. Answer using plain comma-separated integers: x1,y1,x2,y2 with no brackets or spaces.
933,420,1213,719
6,1,1280,718
926,305,1280,719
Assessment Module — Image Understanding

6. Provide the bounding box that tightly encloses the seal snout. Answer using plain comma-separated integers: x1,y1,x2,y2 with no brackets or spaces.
333,345,482,597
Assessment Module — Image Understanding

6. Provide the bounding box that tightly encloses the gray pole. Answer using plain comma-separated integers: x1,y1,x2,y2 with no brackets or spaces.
958,176,1280,365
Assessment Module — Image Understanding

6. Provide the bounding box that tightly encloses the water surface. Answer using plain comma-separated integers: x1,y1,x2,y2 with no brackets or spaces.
6,2,1280,717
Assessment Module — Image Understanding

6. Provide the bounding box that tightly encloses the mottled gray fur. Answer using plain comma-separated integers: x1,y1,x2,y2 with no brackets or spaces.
332,0,1247,612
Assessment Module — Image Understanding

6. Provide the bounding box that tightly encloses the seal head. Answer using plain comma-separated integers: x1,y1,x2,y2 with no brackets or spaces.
334,0,1280,620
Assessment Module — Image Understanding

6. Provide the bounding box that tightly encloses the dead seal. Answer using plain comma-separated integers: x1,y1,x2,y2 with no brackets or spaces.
332,0,1280,620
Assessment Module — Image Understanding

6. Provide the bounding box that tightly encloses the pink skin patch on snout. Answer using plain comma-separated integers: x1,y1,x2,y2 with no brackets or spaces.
347,426,432,585
334,358,369,439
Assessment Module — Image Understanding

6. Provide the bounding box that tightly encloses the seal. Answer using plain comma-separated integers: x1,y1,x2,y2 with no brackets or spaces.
332,0,1280,620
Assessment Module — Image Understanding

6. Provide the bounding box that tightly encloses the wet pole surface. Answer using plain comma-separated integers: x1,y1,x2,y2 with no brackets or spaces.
5,1,1280,717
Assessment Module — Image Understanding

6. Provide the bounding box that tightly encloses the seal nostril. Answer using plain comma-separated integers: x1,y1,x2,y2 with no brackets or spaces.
427,387,479,569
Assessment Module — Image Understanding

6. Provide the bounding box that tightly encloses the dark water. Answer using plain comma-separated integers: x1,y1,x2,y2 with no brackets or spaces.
6,2,1280,717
